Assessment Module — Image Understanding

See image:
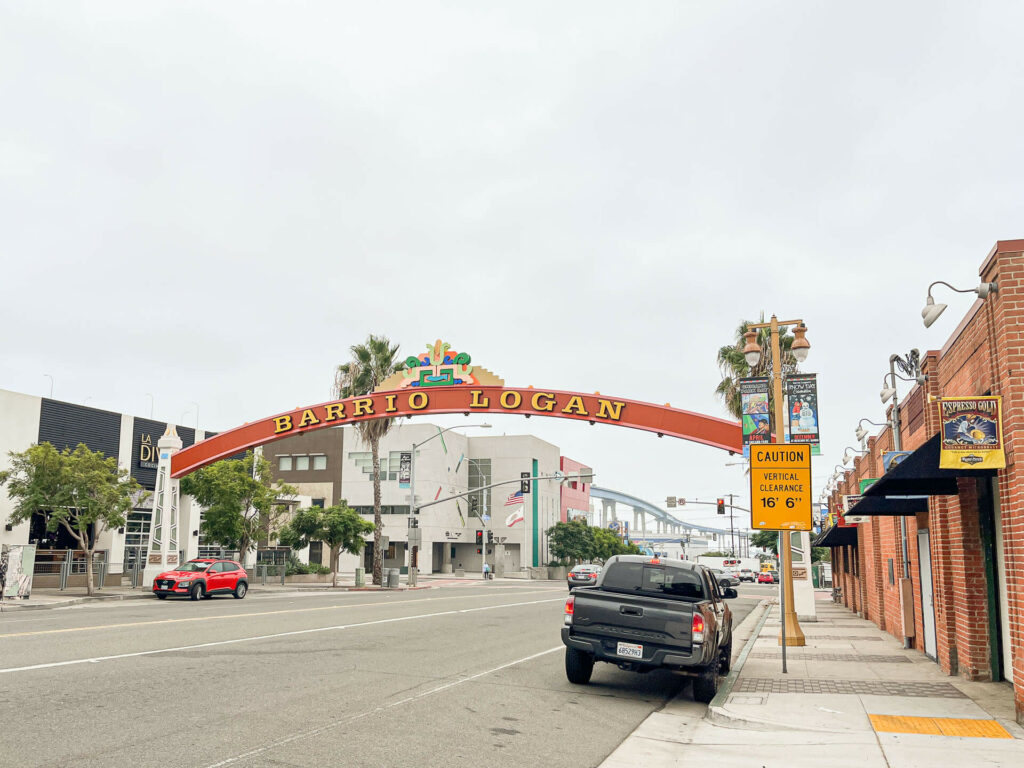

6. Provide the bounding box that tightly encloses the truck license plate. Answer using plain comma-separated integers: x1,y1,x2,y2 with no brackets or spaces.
616,642,643,659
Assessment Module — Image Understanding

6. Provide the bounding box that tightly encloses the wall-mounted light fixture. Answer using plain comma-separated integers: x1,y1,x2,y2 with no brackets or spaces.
922,280,997,328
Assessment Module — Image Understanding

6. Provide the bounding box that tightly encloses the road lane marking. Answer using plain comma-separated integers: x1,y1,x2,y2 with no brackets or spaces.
0,597,563,675
0,589,561,639
202,644,564,768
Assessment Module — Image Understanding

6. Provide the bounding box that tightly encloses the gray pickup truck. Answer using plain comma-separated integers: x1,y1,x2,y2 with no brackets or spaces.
560,555,737,702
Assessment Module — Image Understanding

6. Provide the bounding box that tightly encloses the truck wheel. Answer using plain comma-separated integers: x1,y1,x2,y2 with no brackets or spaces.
692,664,719,703
719,633,733,674
565,648,594,685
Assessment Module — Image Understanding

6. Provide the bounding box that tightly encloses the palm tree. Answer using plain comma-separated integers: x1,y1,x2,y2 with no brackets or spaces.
715,314,797,435
334,334,403,585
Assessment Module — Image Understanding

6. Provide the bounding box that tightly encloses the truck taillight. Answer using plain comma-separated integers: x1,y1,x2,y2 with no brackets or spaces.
564,595,575,625
692,612,705,643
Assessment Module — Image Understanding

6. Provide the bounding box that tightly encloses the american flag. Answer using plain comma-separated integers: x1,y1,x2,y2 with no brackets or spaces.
504,490,524,507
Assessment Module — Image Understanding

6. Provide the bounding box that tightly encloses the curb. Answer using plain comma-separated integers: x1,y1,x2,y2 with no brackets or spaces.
706,599,771,720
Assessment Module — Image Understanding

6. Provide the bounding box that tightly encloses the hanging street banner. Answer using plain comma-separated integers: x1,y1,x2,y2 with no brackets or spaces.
740,377,771,445
785,373,820,444
749,443,812,531
938,396,1006,469
883,451,912,472
398,452,412,489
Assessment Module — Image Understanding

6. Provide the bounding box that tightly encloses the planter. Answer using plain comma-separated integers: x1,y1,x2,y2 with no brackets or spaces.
548,566,568,580
284,573,332,584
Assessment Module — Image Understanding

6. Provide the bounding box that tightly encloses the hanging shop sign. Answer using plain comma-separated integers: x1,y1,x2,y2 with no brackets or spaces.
749,444,812,531
740,377,771,445
938,396,1005,470
785,374,820,444
839,495,863,526
883,451,911,472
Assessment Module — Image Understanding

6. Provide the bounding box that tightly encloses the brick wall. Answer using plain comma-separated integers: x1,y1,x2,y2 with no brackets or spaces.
823,240,1024,723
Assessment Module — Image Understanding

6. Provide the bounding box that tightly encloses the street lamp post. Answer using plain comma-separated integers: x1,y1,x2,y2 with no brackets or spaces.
742,314,809,647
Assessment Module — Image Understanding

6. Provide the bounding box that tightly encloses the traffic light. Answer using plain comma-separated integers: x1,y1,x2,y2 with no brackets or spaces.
487,530,494,544
520,471,531,494
470,497,479,516
717,498,725,515
666,496,677,508
475,530,483,546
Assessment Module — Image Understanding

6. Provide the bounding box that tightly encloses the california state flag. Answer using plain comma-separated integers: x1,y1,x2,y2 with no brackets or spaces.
505,509,525,527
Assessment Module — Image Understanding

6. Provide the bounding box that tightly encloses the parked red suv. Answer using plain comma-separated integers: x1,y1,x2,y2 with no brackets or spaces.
153,558,248,600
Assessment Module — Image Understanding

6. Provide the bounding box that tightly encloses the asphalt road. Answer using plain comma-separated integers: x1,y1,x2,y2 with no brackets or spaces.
0,582,762,768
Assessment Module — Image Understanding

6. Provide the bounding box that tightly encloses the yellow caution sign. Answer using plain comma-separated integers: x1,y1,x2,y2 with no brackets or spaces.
749,444,812,531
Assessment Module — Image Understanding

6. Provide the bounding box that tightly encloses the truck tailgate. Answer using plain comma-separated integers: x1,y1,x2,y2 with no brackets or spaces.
570,589,695,651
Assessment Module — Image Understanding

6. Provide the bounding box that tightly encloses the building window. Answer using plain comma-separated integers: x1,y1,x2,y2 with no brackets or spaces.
278,456,293,471
348,451,402,480
312,498,325,508
352,505,411,515
295,455,310,471
468,458,491,520
312,455,327,471
309,541,323,565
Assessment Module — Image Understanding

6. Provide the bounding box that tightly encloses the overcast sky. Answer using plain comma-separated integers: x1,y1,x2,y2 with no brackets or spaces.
3,2,1022,529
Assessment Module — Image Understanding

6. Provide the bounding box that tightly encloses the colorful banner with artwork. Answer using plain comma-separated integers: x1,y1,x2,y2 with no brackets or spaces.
839,495,862,526
938,396,1006,470
785,374,819,444
398,452,412,489
740,377,771,445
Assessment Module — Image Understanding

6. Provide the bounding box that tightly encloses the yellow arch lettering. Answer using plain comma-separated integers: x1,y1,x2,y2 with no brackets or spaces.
409,391,429,410
561,395,589,416
470,390,490,408
324,403,345,422
297,409,321,428
596,399,625,421
353,398,374,416
385,394,398,413
500,391,522,410
531,392,556,412
274,415,293,434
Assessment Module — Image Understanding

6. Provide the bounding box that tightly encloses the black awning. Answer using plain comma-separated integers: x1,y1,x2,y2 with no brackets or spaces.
846,495,928,517
863,433,996,497
814,524,859,547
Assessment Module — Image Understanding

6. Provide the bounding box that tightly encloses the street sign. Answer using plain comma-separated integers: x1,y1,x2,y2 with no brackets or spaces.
749,444,812,531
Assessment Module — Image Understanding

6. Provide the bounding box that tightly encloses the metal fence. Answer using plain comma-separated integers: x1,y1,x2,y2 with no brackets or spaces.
250,564,287,586
32,550,109,590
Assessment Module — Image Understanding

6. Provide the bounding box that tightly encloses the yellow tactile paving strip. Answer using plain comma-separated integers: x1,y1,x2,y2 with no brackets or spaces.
869,714,1012,738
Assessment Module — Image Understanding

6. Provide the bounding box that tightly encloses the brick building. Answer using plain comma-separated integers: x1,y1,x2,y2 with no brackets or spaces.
819,239,1024,724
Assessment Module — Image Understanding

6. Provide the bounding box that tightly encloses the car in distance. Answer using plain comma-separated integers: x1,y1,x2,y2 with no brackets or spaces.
737,568,755,582
709,568,738,590
769,570,779,583
757,571,774,584
561,555,737,702
153,558,249,600
567,564,601,590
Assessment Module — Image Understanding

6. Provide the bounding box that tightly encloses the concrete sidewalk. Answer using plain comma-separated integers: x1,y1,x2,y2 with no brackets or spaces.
601,600,1024,767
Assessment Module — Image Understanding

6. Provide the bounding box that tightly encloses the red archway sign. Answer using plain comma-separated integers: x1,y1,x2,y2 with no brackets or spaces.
170,385,742,479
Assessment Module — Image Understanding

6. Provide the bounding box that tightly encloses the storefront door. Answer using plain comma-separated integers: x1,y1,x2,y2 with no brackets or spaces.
991,479,1014,684
916,529,937,660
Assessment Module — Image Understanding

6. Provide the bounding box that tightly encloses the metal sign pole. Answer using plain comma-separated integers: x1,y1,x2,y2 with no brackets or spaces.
779,530,787,673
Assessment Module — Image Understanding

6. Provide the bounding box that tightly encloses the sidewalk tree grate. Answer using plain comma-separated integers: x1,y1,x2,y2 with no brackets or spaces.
749,652,911,663
869,714,1011,738
734,678,967,698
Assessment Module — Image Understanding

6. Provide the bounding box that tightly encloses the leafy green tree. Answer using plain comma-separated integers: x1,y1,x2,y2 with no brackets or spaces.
546,520,593,564
590,527,639,562
0,442,144,595
278,502,374,587
180,450,296,567
811,547,830,563
750,530,780,555
702,550,732,558
334,334,403,586
715,314,797,434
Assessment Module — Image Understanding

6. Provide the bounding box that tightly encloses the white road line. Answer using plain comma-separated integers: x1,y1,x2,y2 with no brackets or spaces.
201,644,564,768
0,597,563,676
0,588,562,638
